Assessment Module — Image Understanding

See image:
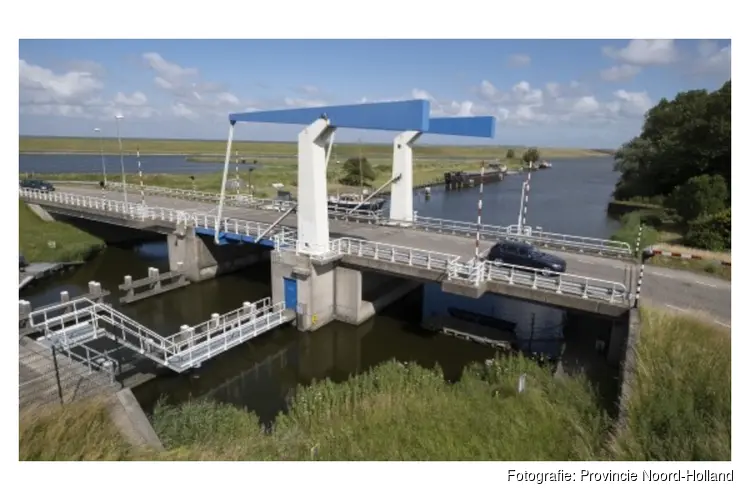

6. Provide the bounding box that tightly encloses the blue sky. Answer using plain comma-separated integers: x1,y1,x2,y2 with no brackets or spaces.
19,39,731,148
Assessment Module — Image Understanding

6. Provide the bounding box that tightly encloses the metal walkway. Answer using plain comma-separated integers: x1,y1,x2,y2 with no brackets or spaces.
26,296,294,373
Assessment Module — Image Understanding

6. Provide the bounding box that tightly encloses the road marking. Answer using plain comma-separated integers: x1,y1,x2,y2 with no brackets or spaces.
695,280,718,288
714,320,731,328
665,304,687,312
650,270,720,288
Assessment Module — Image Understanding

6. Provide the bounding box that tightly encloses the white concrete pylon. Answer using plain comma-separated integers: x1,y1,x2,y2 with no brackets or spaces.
389,130,423,223
297,117,336,255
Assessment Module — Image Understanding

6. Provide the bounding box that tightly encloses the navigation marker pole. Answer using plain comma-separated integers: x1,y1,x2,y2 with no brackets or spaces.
475,161,485,261
234,150,240,196
634,224,645,308
137,145,144,206
522,175,531,233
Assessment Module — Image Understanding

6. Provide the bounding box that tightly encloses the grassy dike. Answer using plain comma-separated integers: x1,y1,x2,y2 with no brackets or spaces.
30,159,479,199
19,136,611,159
19,308,730,461
19,200,105,263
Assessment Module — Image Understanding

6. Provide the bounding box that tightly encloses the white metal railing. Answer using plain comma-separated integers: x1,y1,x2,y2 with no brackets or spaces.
481,261,629,304
331,237,462,271
19,187,297,243
27,296,292,373
26,184,629,257
503,224,632,256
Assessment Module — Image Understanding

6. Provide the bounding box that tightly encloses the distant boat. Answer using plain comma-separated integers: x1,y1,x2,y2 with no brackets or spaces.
328,193,386,212
538,161,552,169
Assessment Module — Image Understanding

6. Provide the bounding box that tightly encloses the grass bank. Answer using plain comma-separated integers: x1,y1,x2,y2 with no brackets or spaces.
610,212,731,280
30,159,489,198
19,200,105,262
19,307,730,461
20,136,611,159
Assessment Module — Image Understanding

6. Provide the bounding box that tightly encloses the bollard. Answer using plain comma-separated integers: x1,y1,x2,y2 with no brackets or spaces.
123,275,133,287
148,267,162,291
60,290,71,314
19,300,32,320
211,313,220,328
88,280,102,296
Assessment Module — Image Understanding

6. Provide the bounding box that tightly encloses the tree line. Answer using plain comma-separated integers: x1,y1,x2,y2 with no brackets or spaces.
612,80,731,251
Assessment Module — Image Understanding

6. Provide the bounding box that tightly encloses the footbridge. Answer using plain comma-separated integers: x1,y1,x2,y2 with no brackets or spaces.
26,296,294,374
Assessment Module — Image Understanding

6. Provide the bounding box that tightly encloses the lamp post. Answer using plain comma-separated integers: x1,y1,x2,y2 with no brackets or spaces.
115,114,128,205
94,127,107,185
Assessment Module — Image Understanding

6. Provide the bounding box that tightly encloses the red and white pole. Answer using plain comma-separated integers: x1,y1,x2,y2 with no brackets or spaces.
475,161,485,260
137,145,144,205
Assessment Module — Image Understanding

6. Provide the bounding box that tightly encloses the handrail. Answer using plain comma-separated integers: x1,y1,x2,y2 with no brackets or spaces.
28,295,291,373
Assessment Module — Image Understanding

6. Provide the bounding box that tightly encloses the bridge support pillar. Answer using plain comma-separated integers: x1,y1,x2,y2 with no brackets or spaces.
271,250,337,332
297,118,335,255
389,130,422,224
168,227,269,282
334,266,374,325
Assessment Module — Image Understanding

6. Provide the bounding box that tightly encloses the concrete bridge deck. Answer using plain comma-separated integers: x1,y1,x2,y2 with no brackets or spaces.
22,186,730,324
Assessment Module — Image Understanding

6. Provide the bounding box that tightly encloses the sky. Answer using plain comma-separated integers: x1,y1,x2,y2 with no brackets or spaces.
18,39,731,148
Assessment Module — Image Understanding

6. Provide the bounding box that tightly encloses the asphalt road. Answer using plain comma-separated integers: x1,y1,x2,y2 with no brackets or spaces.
35,186,731,325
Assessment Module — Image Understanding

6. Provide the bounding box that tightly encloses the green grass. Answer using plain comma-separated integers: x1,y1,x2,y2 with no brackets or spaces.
608,307,731,460
32,160,491,199
610,212,660,256
20,136,611,159
19,200,105,262
648,255,731,281
18,307,731,461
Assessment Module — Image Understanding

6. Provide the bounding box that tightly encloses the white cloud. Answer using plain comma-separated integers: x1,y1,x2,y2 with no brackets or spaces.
603,39,678,66
600,64,641,82
20,59,103,107
19,59,157,119
172,102,198,119
283,97,326,108
508,54,531,67
142,52,249,119
692,40,731,75
473,78,652,125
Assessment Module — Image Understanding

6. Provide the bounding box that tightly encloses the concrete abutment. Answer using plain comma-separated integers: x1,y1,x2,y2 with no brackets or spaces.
167,228,269,282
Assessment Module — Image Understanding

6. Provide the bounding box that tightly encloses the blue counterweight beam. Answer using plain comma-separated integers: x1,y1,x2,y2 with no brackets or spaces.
229,99,431,132
426,116,496,138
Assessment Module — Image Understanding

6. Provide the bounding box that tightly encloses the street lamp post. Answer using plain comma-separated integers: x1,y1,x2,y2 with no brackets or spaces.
115,114,128,205
94,127,107,185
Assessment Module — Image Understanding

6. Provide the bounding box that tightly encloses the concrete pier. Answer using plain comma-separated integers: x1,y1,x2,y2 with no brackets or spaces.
271,251,419,331
167,227,269,282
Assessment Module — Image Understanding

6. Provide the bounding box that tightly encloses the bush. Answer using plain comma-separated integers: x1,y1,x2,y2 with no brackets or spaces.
610,212,660,255
683,209,731,251
667,174,728,222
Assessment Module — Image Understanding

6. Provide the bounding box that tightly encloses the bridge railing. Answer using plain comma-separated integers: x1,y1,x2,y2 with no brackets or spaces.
503,224,631,256
481,260,630,304
165,298,288,369
330,237,461,271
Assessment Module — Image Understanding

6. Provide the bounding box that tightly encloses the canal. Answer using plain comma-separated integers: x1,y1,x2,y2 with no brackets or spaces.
19,155,622,421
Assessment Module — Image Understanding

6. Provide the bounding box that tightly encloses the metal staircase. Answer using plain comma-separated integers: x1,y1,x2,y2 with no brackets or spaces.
27,296,294,373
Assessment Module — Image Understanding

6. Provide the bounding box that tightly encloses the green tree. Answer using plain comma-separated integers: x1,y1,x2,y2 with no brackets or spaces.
683,209,731,251
667,174,728,222
506,148,516,159
522,147,540,164
339,157,376,187
613,81,731,201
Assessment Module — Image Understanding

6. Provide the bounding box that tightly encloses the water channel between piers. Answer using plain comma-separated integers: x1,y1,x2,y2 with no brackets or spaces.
20,156,624,421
